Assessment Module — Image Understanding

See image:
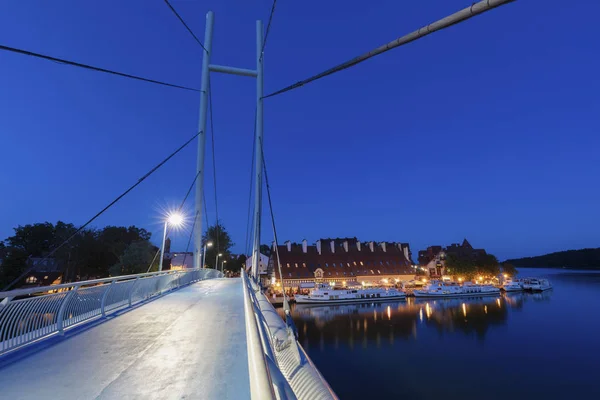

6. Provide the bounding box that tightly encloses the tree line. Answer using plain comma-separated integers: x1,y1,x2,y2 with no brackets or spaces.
0,221,160,288
444,252,518,278
0,220,241,289
505,248,600,269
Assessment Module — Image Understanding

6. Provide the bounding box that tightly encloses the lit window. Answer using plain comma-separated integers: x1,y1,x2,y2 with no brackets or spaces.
370,270,374,274
26,276,37,284
353,261,357,266
44,275,49,279
386,261,390,265
347,262,350,267
325,263,329,267
295,263,298,268
360,261,364,266
286,263,290,268
302,263,306,268
333,263,336,267
378,270,381,274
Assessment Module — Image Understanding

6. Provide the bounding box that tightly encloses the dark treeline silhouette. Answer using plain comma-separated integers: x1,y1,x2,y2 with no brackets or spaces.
0,221,158,288
505,248,600,269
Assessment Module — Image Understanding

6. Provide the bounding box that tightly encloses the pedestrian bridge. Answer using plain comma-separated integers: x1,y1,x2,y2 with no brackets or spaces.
0,270,336,399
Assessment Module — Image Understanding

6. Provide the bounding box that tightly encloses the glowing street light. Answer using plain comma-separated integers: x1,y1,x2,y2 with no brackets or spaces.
215,252,223,271
221,259,227,273
159,212,184,271
202,241,213,268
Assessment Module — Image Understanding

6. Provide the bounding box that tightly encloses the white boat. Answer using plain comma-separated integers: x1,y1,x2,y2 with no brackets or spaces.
414,281,500,298
295,284,406,304
522,278,552,292
501,279,524,292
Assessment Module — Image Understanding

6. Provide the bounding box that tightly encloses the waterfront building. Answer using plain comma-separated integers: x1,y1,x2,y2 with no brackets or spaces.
270,238,414,291
22,257,63,287
170,252,194,270
245,253,270,285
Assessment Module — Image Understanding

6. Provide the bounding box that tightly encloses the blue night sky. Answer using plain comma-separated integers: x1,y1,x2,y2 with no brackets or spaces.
0,0,598,261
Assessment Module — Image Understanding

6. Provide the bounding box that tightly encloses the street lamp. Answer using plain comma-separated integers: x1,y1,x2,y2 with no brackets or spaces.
216,252,222,271
202,241,213,268
221,260,227,273
159,212,184,271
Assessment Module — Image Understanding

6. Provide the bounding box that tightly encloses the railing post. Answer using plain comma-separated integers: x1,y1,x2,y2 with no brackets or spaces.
0,296,13,311
100,280,116,317
57,285,79,335
128,277,140,307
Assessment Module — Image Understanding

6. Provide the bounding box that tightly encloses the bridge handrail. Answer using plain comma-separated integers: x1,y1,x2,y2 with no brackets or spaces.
0,268,223,357
241,269,278,399
0,268,198,300
241,269,298,399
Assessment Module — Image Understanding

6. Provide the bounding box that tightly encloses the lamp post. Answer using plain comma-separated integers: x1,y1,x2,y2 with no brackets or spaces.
216,253,222,271
202,241,213,268
221,260,227,273
160,212,184,271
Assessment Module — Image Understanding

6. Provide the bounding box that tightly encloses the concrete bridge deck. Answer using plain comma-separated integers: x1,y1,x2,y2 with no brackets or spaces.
0,278,250,400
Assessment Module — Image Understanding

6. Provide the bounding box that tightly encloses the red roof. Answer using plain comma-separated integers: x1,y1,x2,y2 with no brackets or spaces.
272,240,412,280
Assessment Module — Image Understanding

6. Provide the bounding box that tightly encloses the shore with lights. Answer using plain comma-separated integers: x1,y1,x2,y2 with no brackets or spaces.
266,272,552,306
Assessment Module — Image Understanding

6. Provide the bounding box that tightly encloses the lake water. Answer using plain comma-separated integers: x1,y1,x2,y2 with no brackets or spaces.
279,268,600,399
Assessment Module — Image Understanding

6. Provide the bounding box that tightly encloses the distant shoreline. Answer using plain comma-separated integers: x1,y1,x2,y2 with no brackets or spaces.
517,266,600,270
504,248,600,270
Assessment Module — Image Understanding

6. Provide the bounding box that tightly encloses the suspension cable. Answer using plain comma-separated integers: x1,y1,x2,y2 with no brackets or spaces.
163,0,208,52
180,210,199,270
259,138,290,313
263,0,515,99
146,169,201,273
260,0,278,62
3,129,202,290
0,44,199,92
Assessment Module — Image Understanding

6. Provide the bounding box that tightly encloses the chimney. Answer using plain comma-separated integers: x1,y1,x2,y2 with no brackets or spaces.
368,241,374,252
330,240,335,253
316,240,322,255
381,242,387,252
357,241,362,251
302,239,307,253
343,240,349,252
284,240,291,252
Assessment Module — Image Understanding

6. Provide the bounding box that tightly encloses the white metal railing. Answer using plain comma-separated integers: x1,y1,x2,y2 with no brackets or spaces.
241,269,338,400
242,269,298,400
0,268,223,357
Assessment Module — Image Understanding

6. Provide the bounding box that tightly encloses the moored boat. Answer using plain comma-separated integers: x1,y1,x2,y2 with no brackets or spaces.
501,279,524,292
522,278,552,292
414,281,500,298
295,283,406,304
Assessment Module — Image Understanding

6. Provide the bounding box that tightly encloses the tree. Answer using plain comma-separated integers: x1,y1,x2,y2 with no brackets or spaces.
260,244,272,257
201,222,234,269
477,254,500,276
0,221,77,287
0,221,155,288
445,253,477,279
502,263,518,277
109,241,159,276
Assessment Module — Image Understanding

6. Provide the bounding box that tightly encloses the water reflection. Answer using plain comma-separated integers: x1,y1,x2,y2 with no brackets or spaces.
280,291,552,349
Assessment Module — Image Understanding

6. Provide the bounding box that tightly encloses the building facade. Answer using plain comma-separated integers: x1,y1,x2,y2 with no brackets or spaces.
270,238,414,290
